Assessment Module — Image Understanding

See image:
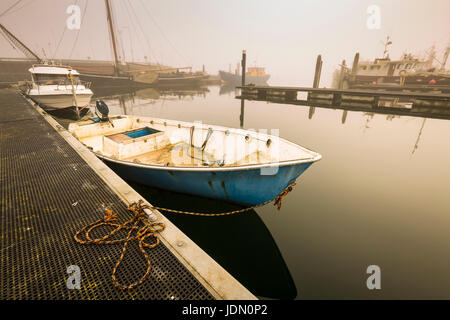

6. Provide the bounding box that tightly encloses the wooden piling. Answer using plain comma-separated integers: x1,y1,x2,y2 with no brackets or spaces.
240,98,245,128
241,50,246,87
332,93,342,106
308,106,315,119
310,54,323,118
351,53,359,83
338,60,346,90
372,96,380,108
313,55,323,88
341,110,348,124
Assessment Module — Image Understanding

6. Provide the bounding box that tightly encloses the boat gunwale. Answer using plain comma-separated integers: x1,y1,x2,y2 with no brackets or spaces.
74,115,322,171
95,152,321,172
94,144,322,172
28,92,93,97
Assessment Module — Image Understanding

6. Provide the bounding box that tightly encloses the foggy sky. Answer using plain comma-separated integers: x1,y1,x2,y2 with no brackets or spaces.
1,0,449,86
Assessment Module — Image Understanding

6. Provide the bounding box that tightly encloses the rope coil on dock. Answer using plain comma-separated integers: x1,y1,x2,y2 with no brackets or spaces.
74,200,165,291
150,181,295,217
74,181,296,290
149,180,297,216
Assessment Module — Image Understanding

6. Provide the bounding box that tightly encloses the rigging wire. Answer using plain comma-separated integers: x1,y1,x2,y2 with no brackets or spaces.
115,1,129,63
0,27,19,54
124,0,154,62
125,0,160,66
0,22,40,60
86,28,95,59
68,0,88,59
1,0,33,18
0,0,25,56
138,0,191,67
121,0,145,64
0,0,22,17
53,0,79,60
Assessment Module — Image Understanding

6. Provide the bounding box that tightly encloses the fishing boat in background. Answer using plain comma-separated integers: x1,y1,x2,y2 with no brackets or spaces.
335,37,450,88
23,64,93,110
156,69,209,87
68,105,321,206
220,66,270,86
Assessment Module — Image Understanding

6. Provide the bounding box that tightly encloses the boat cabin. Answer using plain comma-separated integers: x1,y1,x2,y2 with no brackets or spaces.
246,67,266,77
356,54,433,77
29,65,82,86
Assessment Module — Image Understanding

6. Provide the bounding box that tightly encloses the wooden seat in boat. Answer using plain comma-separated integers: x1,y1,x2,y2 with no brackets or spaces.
122,141,217,167
107,133,133,143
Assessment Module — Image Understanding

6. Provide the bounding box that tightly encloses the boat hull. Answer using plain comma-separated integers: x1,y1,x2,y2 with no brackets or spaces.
219,71,270,85
102,158,313,206
156,74,209,87
350,74,450,86
28,93,93,110
80,73,150,88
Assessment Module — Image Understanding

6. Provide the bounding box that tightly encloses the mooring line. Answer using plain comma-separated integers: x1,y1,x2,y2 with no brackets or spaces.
74,181,296,290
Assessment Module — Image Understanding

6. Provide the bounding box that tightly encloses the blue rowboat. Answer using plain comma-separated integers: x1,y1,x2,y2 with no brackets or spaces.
69,115,321,206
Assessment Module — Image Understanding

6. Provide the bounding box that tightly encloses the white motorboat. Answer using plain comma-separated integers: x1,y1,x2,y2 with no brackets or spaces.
24,64,93,110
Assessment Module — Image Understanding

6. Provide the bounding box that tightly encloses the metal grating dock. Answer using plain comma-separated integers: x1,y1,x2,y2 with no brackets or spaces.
0,89,215,300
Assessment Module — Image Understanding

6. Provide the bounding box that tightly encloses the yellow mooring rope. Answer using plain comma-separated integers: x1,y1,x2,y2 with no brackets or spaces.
149,180,297,216
74,181,296,290
74,200,165,290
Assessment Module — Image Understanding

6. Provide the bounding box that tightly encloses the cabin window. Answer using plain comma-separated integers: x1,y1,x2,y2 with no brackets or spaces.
370,65,381,70
361,66,367,70
33,74,79,85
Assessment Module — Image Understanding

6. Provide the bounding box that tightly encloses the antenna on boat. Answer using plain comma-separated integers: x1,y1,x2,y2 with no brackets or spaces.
382,36,392,59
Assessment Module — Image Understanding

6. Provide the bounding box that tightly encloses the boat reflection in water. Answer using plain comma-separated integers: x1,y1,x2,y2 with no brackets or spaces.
219,85,238,96
128,182,297,300
158,87,209,99
90,85,209,102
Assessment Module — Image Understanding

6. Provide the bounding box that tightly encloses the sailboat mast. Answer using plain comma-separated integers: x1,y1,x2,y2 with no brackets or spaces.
104,0,120,76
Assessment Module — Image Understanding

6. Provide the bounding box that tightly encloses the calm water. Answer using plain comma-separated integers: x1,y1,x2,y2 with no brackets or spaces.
77,85,450,299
